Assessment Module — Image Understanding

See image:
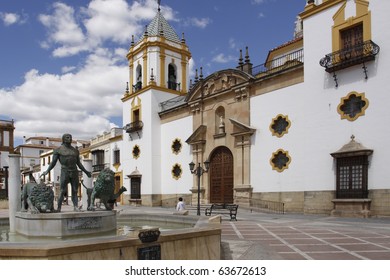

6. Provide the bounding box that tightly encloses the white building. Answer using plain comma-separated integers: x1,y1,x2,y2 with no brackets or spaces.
0,119,14,195
116,0,390,217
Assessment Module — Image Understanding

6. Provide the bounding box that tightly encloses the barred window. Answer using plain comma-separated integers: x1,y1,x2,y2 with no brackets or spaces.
336,156,368,198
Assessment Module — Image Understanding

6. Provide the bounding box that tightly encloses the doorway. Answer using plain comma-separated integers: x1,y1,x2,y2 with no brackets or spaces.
209,146,234,203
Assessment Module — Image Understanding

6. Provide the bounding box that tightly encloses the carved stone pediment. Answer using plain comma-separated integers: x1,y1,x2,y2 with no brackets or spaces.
186,69,252,103
229,118,256,137
185,125,207,145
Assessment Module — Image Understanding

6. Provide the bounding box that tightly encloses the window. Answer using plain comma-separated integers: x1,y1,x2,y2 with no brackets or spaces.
341,24,363,50
130,177,141,199
134,64,142,92
171,164,182,180
336,156,368,199
270,149,291,172
114,149,120,165
132,145,140,159
270,114,291,138
168,63,178,90
337,91,369,121
171,138,182,155
92,150,105,172
133,109,140,123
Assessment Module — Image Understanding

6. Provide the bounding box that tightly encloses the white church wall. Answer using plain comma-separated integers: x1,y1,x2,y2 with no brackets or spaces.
251,83,306,194
302,0,390,191
160,115,193,195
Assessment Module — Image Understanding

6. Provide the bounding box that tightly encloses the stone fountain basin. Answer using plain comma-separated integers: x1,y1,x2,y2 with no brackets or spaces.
0,211,222,260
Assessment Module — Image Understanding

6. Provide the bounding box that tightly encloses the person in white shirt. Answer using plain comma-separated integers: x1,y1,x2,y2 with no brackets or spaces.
176,197,186,211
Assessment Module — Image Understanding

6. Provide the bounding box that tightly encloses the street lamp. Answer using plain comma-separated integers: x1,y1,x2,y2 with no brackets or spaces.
189,160,210,216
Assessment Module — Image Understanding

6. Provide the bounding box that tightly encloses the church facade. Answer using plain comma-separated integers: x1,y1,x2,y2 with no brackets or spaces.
120,0,390,217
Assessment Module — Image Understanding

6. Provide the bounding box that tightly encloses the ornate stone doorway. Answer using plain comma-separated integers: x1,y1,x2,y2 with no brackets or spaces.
209,146,234,203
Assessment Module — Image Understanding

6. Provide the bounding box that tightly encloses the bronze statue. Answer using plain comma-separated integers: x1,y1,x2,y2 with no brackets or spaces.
41,133,91,212
87,168,126,211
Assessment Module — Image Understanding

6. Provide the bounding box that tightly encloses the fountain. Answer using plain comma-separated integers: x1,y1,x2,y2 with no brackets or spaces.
0,149,221,260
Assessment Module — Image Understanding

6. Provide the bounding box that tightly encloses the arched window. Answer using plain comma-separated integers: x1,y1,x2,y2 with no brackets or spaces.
168,63,177,90
134,64,142,92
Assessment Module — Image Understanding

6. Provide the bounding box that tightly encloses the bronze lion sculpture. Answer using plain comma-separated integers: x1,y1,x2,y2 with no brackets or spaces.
87,168,127,211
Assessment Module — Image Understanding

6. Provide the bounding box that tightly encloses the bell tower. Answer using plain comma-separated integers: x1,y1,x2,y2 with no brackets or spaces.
124,4,191,97
121,1,192,206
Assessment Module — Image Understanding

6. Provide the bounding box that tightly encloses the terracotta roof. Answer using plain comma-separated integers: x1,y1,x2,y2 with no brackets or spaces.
269,36,303,52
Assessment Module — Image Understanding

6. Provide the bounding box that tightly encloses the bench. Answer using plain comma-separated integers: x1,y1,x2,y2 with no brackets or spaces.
205,203,238,221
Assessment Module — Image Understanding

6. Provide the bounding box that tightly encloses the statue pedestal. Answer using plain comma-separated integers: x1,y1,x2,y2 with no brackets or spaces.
15,210,117,237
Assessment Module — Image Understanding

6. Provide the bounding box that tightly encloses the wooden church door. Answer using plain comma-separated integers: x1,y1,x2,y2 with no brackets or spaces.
209,146,234,204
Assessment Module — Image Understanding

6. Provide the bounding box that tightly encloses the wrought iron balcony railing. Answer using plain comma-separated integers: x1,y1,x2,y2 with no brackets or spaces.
252,48,304,77
319,40,380,73
92,163,109,173
124,120,144,134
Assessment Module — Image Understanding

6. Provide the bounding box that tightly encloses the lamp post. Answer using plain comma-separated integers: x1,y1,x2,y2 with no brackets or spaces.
189,160,210,216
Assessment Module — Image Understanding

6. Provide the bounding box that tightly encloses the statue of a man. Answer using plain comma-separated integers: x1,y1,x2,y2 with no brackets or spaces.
41,133,91,212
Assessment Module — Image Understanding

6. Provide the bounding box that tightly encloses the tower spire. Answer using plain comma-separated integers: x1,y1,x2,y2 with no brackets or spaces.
158,0,161,11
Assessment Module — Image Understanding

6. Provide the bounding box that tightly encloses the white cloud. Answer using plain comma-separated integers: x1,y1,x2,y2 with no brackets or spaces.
0,12,27,26
229,38,236,49
0,0,179,142
39,2,87,57
251,0,265,4
61,66,77,73
212,53,236,64
188,17,211,29
38,0,174,58
0,49,127,141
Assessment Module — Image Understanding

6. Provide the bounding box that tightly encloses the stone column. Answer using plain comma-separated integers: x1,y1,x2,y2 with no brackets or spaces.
8,154,21,232
81,159,93,210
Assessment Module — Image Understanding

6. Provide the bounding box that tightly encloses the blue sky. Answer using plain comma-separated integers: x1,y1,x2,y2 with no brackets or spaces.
0,0,305,145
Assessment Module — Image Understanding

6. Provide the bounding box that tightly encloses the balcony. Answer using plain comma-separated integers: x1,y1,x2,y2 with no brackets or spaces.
92,163,109,173
320,40,380,74
124,120,143,140
252,48,304,78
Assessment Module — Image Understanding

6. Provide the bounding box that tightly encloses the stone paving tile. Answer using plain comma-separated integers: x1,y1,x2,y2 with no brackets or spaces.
292,244,338,252
320,238,367,244
307,252,361,260
282,238,328,245
337,243,388,251
277,252,307,260
356,251,390,260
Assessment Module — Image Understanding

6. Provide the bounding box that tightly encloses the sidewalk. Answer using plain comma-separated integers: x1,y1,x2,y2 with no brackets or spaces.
2,205,390,260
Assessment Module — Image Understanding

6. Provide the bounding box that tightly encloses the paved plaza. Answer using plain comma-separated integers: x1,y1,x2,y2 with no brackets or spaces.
117,205,390,260
1,205,390,260
219,210,390,260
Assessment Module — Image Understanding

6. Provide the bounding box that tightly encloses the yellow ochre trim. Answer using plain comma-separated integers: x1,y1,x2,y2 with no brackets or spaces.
300,0,345,20
270,149,292,173
332,1,371,53
337,91,369,121
269,114,292,138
